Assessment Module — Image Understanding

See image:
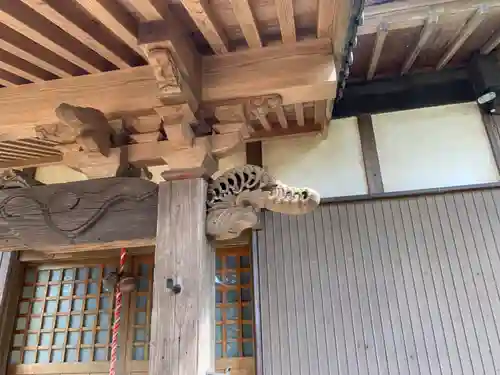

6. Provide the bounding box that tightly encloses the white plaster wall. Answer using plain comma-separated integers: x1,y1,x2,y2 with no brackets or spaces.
262,117,367,198
35,165,87,184
373,102,500,192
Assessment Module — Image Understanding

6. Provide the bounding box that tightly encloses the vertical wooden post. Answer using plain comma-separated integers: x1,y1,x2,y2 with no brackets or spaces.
481,111,500,173
357,114,384,194
150,178,215,375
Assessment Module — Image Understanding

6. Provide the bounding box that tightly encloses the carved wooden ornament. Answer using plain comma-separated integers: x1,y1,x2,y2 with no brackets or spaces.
206,165,320,240
147,47,182,96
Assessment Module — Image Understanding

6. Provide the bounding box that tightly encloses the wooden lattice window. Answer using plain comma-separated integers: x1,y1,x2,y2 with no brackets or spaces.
10,264,118,365
215,248,254,359
126,256,153,362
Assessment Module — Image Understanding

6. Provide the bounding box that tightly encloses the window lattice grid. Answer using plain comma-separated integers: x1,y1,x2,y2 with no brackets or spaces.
10,264,118,365
128,256,153,361
215,249,254,359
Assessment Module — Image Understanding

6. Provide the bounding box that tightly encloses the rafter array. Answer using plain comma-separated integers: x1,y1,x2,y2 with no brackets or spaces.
0,0,350,88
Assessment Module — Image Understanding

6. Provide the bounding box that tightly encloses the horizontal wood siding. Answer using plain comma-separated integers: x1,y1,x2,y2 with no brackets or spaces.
255,188,500,375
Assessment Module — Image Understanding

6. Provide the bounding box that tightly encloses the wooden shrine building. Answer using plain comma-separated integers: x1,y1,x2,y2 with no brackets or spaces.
2,1,500,375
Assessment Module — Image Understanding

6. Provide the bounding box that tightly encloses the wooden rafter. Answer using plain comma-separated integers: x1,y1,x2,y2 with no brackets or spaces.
126,0,164,21
0,30,72,77
22,0,135,69
481,27,500,55
437,6,488,70
228,0,262,48
367,22,389,80
74,0,144,57
0,2,105,73
276,0,296,44
401,14,439,75
179,0,229,54
294,103,305,127
0,48,55,82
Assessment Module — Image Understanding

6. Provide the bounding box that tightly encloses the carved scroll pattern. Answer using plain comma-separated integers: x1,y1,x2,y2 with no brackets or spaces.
206,165,320,240
0,178,158,248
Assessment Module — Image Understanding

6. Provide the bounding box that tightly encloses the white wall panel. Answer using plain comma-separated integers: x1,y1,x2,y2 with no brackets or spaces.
35,165,87,184
262,117,367,198
373,103,499,192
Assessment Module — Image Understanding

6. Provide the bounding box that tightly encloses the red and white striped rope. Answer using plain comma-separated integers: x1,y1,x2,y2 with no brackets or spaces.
109,248,126,375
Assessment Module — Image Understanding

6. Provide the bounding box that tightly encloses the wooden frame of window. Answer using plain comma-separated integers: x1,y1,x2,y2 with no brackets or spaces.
7,244,256,375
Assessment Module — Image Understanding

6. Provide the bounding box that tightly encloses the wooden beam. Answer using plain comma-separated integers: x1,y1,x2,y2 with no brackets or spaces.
21,0,135,68
203,38,336,105
276,0,296,43
401,14,438,75
436,6,488,70
0,39,336,134
481,111,500,173
246,141,262,166
317,0,336,38
228,0,262,48
481,27,500,55
0,177,158,252
357,114,383,194
151,178,214,375
333,68,475,118
179,0,228,54
367,22,389,80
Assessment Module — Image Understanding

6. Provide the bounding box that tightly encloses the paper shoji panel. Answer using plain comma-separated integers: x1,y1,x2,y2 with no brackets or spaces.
215,248,254,359
10,265,117,365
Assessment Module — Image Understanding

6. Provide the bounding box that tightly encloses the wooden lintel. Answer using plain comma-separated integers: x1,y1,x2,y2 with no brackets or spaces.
0,39,336,135
0,178,158,252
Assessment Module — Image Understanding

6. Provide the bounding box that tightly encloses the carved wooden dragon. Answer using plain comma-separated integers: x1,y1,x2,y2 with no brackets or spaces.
206,165,320,240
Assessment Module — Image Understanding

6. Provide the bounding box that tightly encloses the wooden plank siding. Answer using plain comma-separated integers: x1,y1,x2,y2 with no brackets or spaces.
255,187,500,375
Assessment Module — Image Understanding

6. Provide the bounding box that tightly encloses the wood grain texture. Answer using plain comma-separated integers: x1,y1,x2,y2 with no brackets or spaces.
0,177,158,252
481,111,500,173
357,114,384,194
256,187,500,375
0,39,336,134
0,252,23,375
151,179,214,375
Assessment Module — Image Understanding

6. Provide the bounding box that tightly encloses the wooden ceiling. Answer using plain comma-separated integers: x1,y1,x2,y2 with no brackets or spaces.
0,0,347,86
349,0,500,81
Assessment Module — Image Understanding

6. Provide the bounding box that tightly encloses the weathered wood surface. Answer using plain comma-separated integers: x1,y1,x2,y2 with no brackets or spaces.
151,178,214,375
0,177,158,252
0,252,22,375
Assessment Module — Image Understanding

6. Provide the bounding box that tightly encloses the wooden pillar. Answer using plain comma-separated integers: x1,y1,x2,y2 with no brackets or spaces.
150,178,215,375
